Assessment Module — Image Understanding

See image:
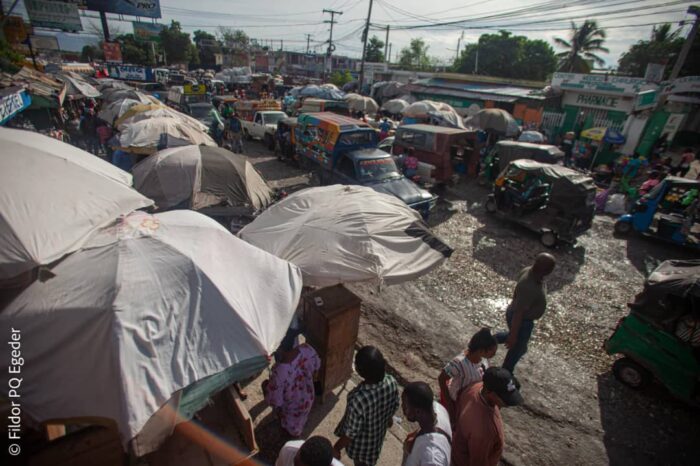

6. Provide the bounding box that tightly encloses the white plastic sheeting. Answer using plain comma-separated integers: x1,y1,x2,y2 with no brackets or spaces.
0,210,303,452
239,185,452,287
0,127,153,280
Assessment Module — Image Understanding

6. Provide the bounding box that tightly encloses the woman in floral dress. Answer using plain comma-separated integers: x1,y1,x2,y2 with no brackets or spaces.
264,334,321,437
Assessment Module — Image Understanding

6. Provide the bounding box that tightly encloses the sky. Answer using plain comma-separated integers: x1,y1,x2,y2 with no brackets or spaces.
5,0,697,68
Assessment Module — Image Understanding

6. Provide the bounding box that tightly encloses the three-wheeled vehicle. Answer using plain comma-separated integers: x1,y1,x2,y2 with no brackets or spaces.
605,260,700,405
274,117,297,163
480,140,565,185
392,124,481,184
295,112,436,218
485,159,596,247
614,177,700,249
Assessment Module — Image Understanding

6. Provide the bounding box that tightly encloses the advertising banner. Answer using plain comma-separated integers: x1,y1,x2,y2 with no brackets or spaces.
107,65,155,82
30,35,60,51
86,0,161,19
133,22,165,42
25,0,83,32
0,88,32,126
102,42,123,63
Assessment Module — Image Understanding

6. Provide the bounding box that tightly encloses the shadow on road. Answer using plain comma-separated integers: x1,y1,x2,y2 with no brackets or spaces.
624,234,700,277
596,371,700,466
470,222,585,292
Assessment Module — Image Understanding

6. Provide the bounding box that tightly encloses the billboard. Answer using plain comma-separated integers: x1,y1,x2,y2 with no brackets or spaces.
86,0,161,19
133,22,165,42
102,42,123,63
25,0,83,32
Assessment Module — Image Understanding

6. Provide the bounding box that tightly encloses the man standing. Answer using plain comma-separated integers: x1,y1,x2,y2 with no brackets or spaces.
452,367,523,466
334,346,400,466
276,436,344,466
227,112,244,153
495,253,556,374
401,382,451,466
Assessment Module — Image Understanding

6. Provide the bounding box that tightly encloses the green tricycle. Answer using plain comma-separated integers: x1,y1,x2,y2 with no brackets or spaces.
605,260,700,405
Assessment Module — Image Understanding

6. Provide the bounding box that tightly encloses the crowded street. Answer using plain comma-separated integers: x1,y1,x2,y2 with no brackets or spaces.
1,1,700,466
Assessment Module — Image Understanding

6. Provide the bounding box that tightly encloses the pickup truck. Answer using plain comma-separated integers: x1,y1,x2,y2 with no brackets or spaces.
241,111,287,150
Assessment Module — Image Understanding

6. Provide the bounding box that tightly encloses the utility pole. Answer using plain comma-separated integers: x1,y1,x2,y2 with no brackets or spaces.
305,34,313,53
100,10,111,41
358,0,374,93
388,43,392,64
455,30,464,61
670,5,700,80
323,8,343,77
384,25,390,62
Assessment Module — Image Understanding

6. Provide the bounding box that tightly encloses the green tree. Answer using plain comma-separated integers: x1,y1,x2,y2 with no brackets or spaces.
218,27,250,50
398,38,432,71
554,20,609,73
160,21,198,65
0,39,25,73
618,24,685,78
365,35,385,63
193,30,221,68
330,70,353,87
115,34,152,65
80,44,103,62
453,31,556,81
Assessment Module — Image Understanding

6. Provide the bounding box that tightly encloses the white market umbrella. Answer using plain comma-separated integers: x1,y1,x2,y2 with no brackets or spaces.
118,117,216,154
465,108,519,136
402,100,443,118
381,98,410,114
98,97,143,123
345,94,379,114
0,127,153,280
0,210,303,454
239,185,453,287
117,107,208,133
518,130,545,143
133,145,273,211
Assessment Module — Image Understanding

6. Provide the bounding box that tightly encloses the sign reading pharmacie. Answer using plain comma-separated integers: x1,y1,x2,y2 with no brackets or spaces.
25,0,82,32
0,87,32,126
562,91,634,112
86,0,161,19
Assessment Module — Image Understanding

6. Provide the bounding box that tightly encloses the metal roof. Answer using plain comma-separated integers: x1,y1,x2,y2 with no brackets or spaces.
406,78,546,102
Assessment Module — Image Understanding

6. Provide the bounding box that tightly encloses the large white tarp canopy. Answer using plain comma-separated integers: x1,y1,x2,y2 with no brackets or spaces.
239,185,452,287
0,127,153,280
0,210,302,453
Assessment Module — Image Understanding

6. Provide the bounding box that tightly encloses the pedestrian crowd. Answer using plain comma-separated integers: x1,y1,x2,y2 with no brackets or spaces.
267,253,556,466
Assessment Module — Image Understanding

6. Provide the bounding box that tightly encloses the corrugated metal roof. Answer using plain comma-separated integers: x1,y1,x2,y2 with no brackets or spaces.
408,78,546,101
406,84,519,103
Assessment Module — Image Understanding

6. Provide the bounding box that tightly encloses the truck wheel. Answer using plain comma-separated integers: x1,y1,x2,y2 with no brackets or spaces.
265,134,275,151
612,357,652,390
614,220,632,235
485,197,497,213
540,231,557,248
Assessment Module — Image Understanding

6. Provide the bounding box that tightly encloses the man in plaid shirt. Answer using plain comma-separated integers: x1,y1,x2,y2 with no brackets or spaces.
334,346,400,466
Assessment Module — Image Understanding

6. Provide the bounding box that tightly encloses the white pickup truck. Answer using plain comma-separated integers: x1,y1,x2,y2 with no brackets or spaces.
241,111,287,150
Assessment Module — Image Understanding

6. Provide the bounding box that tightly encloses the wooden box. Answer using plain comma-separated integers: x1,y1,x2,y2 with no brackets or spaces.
303,285,361,398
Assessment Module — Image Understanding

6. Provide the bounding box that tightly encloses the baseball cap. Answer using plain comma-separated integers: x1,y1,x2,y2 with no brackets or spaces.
483,367,523,407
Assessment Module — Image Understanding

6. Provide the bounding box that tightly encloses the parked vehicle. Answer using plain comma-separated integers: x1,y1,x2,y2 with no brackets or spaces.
481,140,565,184
392,124,481,185
614,177,700,249
485,159,596,247
605,259,700,406
378,135,394,153
297,98,350,116
295,112,436,218
274,117,297,162
187,102,218,128
235,100,286,149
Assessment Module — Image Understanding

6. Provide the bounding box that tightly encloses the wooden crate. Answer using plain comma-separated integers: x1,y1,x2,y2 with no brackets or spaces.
303,285,361,399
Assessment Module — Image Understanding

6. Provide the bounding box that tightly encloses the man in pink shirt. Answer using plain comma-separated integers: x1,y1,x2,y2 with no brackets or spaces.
452,367,523,466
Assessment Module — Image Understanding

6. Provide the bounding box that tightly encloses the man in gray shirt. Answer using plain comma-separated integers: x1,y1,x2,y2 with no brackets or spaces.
495,253,556,374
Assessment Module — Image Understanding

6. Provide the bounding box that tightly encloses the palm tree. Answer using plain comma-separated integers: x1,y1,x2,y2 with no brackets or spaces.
554,20,609,73
650,23,679,43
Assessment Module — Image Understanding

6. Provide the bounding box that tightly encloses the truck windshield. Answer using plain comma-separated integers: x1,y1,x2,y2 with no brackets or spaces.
338,130,376,147
263,113,285,125
190,106,213,119
358,158,401,181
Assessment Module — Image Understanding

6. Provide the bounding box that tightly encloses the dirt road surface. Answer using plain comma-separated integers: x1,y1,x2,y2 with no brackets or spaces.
243,142,700,466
